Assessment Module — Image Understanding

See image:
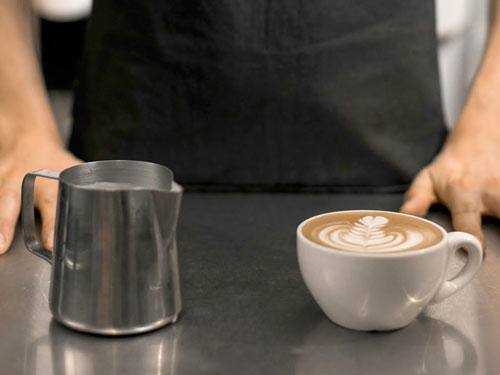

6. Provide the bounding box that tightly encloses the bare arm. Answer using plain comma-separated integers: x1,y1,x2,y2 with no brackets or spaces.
0,1,80,254
444,2,500,149
0,0,60,148
401,2,500,245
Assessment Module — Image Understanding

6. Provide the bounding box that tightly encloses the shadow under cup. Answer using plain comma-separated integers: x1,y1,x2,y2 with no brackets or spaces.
296,210,483,331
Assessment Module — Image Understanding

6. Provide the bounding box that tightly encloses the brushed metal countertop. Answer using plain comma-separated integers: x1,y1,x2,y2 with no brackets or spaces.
1,193,499,374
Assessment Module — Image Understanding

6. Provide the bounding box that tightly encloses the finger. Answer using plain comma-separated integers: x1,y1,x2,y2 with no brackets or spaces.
447,187,484,245
482,187,500,218
0,185,21,254
35,180,58,251
39,202,56,251
400,168,436,216
452,210,484,248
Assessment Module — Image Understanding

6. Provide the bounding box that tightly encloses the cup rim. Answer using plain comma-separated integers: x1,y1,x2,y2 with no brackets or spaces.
297,210,447,258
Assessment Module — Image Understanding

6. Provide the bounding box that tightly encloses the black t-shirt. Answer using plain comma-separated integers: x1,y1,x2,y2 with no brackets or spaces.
70,0,446,192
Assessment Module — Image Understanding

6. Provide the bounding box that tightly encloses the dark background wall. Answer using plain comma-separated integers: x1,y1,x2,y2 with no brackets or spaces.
41,19,87,90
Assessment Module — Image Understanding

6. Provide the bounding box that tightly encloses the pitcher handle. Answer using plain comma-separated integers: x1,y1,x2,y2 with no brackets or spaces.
21,169,60,264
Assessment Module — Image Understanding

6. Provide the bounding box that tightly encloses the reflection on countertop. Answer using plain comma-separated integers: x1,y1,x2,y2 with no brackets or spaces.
26,321,182,375
294,316,477,375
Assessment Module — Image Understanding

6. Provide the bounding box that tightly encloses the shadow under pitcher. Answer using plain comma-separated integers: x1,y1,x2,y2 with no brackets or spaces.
21,160,183,336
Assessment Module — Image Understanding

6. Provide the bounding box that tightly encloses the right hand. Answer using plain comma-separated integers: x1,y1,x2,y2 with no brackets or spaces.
0,135,81,254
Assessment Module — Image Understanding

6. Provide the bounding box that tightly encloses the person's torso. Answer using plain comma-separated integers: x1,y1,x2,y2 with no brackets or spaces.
71,0,446,191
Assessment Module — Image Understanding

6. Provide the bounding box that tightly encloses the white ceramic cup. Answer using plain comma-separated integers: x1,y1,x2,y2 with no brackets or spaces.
297,210,483,331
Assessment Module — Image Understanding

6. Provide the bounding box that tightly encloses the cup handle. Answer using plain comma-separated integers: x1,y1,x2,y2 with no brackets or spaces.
431,231,483,303
21,169,60,264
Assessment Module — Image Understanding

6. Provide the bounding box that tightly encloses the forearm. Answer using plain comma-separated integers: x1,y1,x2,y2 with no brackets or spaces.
0,0,61,150
445,2,500,150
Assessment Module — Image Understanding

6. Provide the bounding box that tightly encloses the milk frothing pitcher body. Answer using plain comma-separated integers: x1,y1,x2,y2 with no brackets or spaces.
22,160,182,335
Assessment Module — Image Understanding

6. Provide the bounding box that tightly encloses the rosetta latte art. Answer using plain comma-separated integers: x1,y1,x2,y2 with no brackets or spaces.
316,215,424,252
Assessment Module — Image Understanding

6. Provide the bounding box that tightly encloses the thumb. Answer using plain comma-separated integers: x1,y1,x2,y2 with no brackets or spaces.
400,168,436,217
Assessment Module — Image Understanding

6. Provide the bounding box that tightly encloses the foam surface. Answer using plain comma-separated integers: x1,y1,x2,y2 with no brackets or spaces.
303,212,443,253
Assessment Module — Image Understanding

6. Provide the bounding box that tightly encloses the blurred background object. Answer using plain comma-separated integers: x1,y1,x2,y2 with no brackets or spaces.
436,0,490,128
32,0,91,21
35,0,491,135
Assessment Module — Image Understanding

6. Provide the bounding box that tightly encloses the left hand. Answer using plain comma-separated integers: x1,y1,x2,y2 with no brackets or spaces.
400,123,500,246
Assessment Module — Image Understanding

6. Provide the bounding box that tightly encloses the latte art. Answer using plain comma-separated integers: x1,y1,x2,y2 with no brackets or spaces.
302,211,443,253
317,215,424,252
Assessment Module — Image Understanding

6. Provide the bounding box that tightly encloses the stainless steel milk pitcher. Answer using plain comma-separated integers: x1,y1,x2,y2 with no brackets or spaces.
21,160,182,335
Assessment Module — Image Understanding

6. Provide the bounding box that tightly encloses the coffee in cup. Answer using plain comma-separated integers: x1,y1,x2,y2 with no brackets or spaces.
297,210,483,331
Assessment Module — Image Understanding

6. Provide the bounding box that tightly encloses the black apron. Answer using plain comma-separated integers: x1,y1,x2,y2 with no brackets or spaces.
70,0,446,192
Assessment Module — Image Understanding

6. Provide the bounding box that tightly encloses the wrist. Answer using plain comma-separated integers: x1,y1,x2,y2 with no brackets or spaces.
0,114,64,155
0,87,63,138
